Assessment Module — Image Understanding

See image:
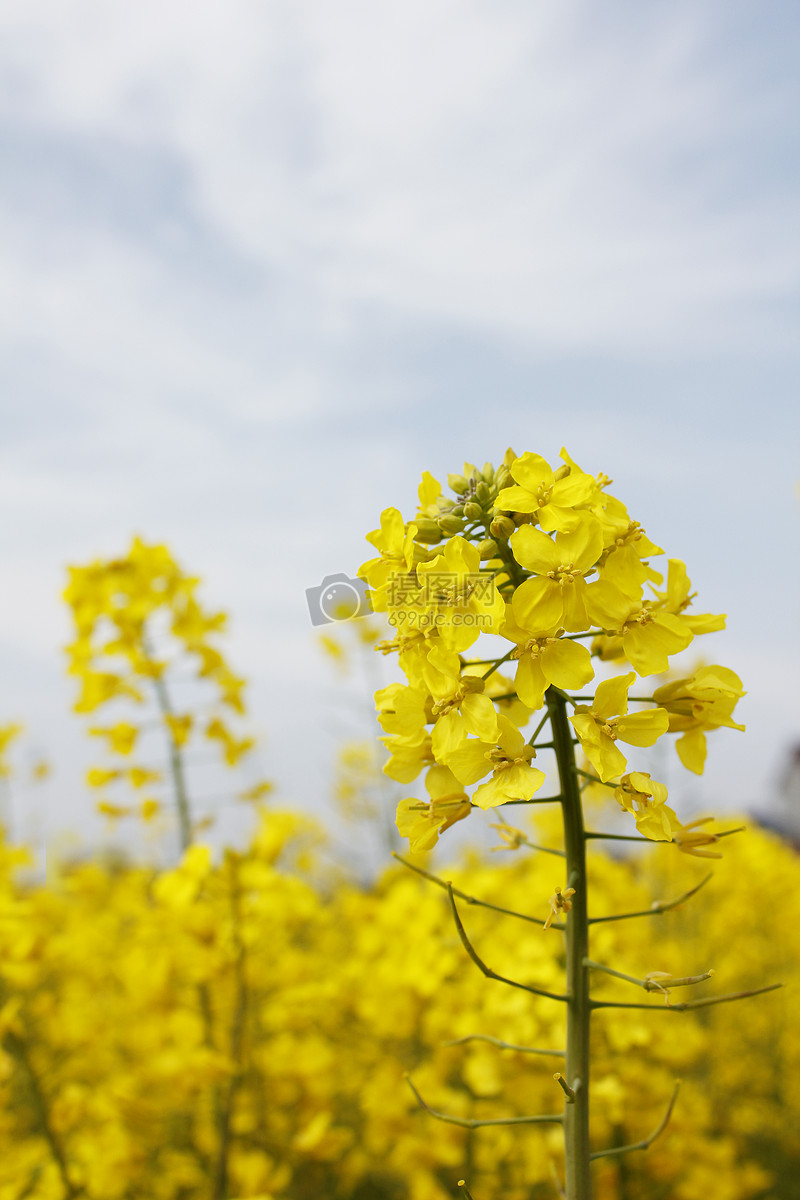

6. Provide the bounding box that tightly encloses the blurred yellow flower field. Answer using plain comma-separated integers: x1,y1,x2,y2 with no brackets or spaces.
0,809,796,1199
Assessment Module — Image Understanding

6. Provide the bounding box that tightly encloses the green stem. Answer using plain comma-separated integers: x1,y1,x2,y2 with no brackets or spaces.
584,831,653,843
213,858,248,1200
517,841,566,859
527,710,551,747
548,687,592,1200
480,647,516,680
442,1034,565,1057
4,1029,80,1199
575,770,615,789
147,656,193,853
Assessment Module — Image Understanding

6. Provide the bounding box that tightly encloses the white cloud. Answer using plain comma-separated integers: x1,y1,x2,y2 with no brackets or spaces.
0,0,797,364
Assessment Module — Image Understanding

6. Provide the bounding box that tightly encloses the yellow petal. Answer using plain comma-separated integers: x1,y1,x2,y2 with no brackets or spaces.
634,803,678,841
550,472,596,507
461,693,500,743
541,639,594,691
623,613,693,676
510,526,560,574
514,655,547,710
431,710,467,759
592,673,635,720
509,451,553,491
676,728,707,774
555,519,603,573
592,736,628,782
615,709,669,747
443,739,494,785
495,484,540,513
585,580,635,629
512,577,563,633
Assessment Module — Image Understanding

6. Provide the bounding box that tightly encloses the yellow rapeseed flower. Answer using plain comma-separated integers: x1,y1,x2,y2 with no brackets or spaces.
570,673,669,782
396,765,471,852
544,885,576,930
613,771,679,841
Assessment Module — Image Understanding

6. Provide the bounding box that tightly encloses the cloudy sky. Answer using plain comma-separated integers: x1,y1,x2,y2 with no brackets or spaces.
0,0,798,864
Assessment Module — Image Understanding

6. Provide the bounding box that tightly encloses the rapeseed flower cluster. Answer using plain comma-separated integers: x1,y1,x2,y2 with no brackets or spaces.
359,449,744,852
63,538,269,847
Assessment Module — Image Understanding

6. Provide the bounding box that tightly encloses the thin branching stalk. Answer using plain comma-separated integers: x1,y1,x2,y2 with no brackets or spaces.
584,959,715,992
392,853,564,929
590,1084,681,1161
447,885,568,1002
442,1035,565,1057
405,1075,563,1128
591,983,782,1013
587,875,713,924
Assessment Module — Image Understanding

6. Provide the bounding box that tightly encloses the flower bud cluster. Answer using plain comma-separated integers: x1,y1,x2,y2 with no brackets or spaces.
413,455,515,546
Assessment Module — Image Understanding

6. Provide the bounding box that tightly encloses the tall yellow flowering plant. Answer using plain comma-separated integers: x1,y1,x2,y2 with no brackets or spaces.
64,537,269,851
359,448,777,1200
